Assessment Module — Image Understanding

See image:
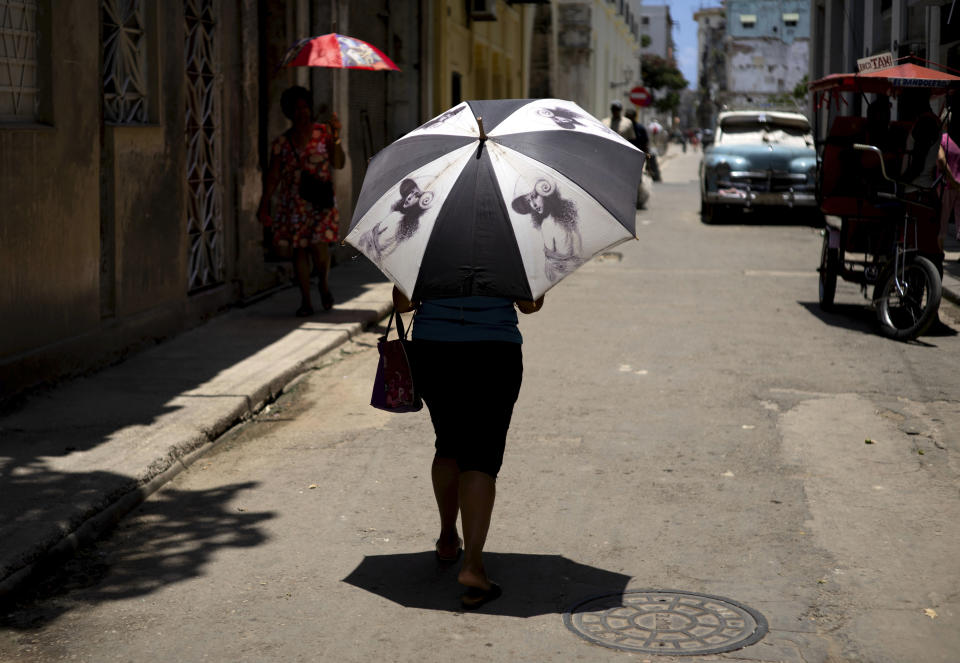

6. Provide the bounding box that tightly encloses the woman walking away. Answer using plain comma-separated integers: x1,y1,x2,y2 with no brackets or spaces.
258,86,345,316
392,286,544,609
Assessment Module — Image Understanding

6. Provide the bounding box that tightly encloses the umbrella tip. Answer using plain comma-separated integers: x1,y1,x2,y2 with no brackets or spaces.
476,116,486,141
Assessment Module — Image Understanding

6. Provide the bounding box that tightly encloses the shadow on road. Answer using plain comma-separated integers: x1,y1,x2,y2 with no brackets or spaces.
342,551,632,617
0,481,273,629
799,301,957,341
700,206,824,227
0,257,388,607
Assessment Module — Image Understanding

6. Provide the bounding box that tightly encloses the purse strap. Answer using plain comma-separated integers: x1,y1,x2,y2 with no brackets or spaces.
382,308,411,341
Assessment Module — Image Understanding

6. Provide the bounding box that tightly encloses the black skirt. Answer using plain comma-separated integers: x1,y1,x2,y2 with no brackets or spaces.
410,340,523,478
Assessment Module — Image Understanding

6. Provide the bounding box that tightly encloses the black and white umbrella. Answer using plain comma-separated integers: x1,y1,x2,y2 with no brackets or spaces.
345,98,645,301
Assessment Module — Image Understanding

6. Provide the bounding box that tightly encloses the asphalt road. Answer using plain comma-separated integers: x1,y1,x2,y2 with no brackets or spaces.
2,150,959,663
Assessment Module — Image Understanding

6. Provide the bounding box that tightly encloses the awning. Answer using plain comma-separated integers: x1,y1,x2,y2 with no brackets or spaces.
782,13,799,22
740,14,757,24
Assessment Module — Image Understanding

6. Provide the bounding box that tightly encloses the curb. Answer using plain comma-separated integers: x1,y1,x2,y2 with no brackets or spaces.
0,300,394,606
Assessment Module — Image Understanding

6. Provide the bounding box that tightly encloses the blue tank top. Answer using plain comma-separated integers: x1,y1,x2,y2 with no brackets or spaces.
412,296,522,343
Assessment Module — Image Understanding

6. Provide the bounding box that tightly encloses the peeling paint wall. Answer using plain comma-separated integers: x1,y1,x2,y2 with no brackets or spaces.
728,38,809,98
724,0,810,110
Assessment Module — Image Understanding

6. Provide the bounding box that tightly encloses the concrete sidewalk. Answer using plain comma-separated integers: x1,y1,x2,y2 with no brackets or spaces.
0,256,394,602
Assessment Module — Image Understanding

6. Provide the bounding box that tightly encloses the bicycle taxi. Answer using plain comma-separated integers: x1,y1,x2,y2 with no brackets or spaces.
811,59,960,340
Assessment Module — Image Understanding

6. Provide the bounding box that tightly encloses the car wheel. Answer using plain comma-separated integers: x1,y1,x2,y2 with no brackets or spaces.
701,200,716,224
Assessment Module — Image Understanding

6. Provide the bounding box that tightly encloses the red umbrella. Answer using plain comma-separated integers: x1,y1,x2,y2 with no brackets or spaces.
280,33,400,72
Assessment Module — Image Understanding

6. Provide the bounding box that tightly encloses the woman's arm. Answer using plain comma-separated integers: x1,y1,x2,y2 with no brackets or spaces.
393,285,416,313
516,296,545,314
938,145,960,190
257,153,283,225
329,113,346,170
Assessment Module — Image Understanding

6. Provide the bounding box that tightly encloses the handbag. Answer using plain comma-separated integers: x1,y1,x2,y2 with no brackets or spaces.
287,135,335,210
370,310,422,413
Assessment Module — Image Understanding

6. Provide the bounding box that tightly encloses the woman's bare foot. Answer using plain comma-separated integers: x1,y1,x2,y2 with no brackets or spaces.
435,533,462,561
457,566,492,591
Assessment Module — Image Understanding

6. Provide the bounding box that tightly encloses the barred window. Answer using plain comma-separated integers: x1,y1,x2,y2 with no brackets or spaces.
0,0,39,122
102,0,148,124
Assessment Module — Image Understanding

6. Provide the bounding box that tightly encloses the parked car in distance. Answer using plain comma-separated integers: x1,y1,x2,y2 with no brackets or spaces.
699,110,817,223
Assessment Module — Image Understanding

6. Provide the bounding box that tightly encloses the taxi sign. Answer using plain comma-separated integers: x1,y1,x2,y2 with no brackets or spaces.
857,51,894,73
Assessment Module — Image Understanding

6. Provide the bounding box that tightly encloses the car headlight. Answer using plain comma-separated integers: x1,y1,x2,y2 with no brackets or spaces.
714,161,731,180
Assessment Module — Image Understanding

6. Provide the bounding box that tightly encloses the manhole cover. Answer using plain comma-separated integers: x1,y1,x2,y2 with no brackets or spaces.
564,589,768,656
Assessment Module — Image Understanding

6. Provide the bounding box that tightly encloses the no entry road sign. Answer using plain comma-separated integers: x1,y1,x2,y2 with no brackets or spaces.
629,86,651,107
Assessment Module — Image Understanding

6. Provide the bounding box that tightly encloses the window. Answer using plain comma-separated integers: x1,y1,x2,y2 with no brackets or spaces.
740,14,757,28
782,13,799,27
451,72,461,106
0,0,39,122
642,16,649,26
102,0,149,124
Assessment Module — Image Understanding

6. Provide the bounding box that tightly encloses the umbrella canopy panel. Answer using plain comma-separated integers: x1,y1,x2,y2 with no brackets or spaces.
281,33,400,71
346,99,645,301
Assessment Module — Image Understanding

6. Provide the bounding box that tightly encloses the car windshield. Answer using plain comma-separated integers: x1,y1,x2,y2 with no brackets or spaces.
719,115,812,147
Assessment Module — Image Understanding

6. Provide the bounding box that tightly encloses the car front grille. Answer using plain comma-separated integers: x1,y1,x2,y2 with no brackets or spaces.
725,170,810,192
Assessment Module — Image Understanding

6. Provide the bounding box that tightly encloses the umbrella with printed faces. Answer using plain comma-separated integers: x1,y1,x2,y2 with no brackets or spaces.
280,33,400,71
344,98,645,301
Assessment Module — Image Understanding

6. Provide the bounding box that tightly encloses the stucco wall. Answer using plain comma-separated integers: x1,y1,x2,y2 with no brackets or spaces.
1,1,266,400
0,3,101,358
433,0,527,111
555,0,640,119
728,38,809,98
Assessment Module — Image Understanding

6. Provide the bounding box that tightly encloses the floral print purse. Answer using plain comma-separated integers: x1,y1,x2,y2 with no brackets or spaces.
370,310,422,413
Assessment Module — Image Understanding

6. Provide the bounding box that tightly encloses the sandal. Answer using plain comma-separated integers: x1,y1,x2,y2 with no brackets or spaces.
320,289,335,311
435,537,462,563
460,582,502,610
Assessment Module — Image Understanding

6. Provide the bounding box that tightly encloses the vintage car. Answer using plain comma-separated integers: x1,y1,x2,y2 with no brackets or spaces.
699,110,817,222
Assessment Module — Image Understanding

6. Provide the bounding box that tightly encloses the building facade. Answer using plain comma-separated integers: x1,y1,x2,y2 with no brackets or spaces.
639,4,674,61
694,5,727,129
550,0,642,119
0,0,429,401
428,0,532,115
809,0,960,126
723,0,810,110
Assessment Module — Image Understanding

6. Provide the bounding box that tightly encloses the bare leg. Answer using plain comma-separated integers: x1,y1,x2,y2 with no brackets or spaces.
293,247,313,311
432,455,461,557
310,243,334,309
457,470,496,590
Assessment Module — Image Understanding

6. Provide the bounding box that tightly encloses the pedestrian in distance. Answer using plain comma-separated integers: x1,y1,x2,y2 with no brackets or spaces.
392,285,545,609
623,107,651,209
645,118,663,182
601,99,636,142
623,107,649,153
258,85,345,317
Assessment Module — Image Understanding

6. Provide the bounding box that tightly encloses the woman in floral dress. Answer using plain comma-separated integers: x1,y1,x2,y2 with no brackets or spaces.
258,86,345,316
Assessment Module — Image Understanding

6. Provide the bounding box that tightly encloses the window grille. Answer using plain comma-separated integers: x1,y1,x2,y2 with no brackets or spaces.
102,0,149,124
185,0,223,291
0,0,39,122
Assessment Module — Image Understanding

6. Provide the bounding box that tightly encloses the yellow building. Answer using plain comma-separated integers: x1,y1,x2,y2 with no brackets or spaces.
429,1,533,113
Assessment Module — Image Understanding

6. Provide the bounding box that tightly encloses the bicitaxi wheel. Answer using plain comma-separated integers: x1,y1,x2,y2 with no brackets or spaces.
874,255,941,340
818,231,838,311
